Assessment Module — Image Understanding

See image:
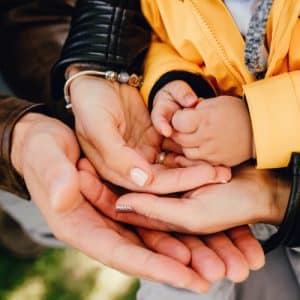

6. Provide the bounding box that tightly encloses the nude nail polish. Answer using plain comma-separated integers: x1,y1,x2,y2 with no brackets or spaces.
130,168,148,187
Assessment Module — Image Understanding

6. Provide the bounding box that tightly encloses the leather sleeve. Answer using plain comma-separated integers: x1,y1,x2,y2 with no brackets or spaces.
0,0,74,103
0,1,73,198
52,0,151,99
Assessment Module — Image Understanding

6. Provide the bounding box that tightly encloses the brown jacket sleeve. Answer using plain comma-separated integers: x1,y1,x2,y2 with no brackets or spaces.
0,1,74,198
0,96,45,198
0,0,73,102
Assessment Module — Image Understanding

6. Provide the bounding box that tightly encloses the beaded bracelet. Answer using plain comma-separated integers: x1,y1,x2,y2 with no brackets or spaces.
63,70,143,109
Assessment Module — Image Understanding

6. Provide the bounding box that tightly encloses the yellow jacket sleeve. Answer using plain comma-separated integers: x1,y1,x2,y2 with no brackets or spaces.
141,41,205,104
244,71,300,168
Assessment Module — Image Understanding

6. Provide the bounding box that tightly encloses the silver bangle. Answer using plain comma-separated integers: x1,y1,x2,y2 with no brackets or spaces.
63,70,143,109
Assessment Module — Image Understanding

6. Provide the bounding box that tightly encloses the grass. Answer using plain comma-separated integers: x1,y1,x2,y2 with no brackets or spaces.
0,247,139,300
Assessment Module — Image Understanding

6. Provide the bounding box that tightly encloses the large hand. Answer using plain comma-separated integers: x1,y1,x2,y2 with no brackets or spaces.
10,113,209,293
79,160,265,283
115,164,289,234
69,75,230,193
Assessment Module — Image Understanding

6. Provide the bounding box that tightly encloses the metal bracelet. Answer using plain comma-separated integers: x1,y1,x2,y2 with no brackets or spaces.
63,70,143,109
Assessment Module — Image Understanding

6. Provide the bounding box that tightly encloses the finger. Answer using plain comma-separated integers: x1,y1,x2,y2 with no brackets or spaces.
226,226,265,271
172,108,200,133
162,80,198,107
162,138,183,154
178,235,225,282
116,193,192,230
138,229,191,265
161,152,181,168
79,170,174,231
58,202,210,293
148,162,232,193
183,147,210,161
175,156,204,167
174,156,232,183
77,158,99,178
172,132,202,148
79,170,117,209
148,162,224,194
151,97,179,137
203,232,250,283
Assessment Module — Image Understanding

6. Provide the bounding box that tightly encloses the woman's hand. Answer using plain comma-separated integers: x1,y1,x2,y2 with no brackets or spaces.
79,160,265,283
69,75,230,193
114,164,289,233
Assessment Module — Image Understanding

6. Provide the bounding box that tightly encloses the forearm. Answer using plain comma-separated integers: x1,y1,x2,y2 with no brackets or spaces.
0,0,72,102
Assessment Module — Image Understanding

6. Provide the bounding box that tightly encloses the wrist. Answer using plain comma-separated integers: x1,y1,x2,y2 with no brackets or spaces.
272,173,291,224
256,170,290,225
11,112,48,176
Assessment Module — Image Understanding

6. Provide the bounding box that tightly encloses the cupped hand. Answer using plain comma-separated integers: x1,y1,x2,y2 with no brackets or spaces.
79,159,265,283
115,164,287,234
69,75,230,193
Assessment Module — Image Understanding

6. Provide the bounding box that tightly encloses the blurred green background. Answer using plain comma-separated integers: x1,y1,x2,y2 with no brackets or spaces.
0,247,139,300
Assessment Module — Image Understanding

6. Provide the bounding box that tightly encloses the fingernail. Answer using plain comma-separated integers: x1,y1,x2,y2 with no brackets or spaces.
116,204,134,213
207,179,228,184
184,95,197,106
130,168,149,187
220,179,229,184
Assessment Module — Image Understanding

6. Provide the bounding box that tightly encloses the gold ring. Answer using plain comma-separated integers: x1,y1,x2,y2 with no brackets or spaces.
156,151,167,164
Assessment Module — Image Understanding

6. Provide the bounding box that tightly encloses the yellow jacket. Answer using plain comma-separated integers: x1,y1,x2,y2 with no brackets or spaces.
140,0,300,168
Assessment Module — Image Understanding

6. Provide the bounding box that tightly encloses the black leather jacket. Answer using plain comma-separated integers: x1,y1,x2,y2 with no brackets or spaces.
52,0,151,99
0,0,151,198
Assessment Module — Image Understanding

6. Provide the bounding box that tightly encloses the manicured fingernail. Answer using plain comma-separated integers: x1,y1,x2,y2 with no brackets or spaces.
130,168,149,187
116,204,134,213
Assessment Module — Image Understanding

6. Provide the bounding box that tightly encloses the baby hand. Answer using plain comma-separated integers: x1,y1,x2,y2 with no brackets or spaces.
171,96,254,166
151,80,199,137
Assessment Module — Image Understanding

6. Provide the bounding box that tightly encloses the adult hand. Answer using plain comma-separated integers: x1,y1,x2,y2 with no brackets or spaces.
10,113,210,293
69,74,230,193
115,164,289,234
79,160,265,283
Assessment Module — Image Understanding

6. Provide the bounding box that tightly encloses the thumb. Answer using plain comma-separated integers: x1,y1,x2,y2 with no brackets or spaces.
35,137,81,212
49,165,80,212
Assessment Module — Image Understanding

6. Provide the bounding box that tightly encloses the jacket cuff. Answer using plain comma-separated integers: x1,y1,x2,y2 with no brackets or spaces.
243,72,300,168
148,71,216,111
0,96,46,199
51,0,151,100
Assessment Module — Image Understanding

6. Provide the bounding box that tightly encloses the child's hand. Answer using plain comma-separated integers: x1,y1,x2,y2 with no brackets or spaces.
171,96,254,166
151,80,198,137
